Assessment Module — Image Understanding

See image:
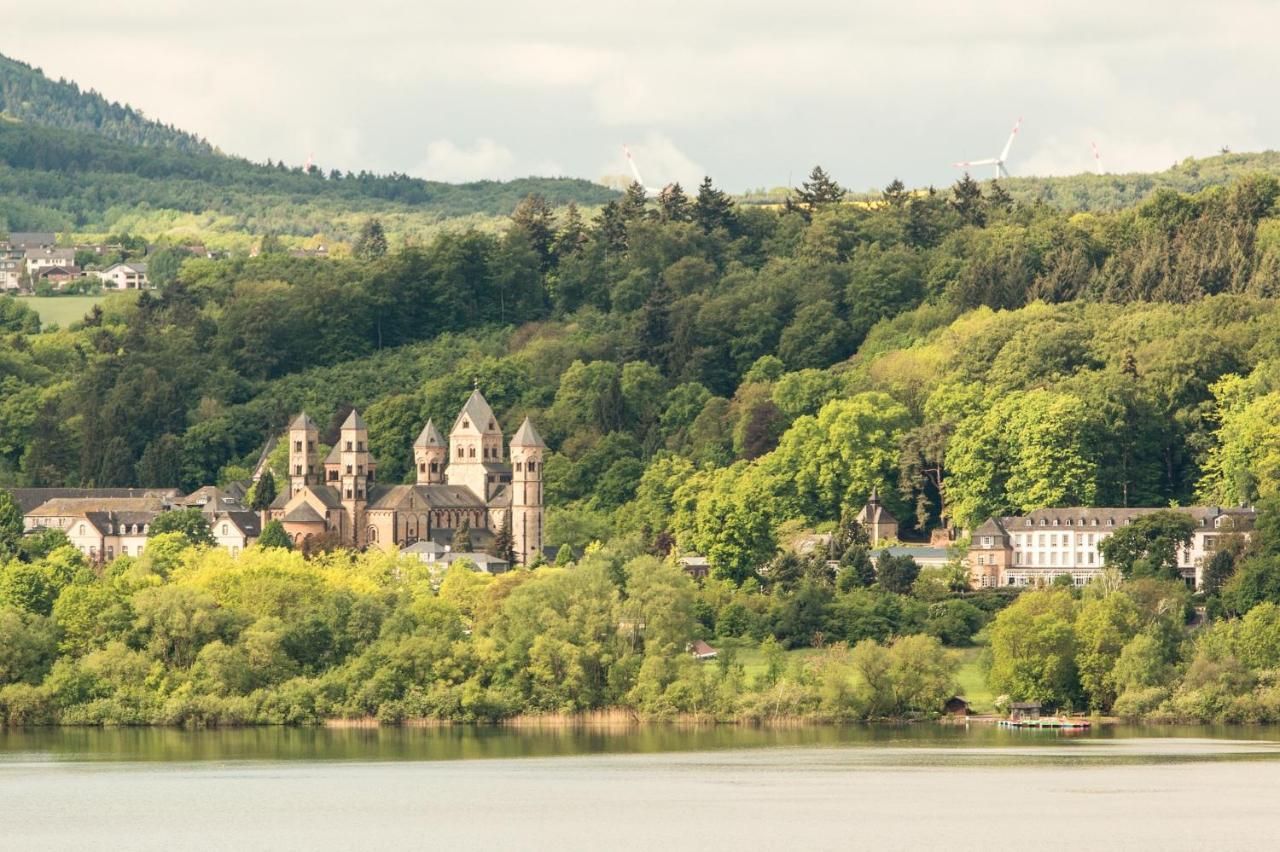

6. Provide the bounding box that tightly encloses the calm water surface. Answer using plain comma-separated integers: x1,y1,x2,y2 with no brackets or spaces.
4,725,1280,850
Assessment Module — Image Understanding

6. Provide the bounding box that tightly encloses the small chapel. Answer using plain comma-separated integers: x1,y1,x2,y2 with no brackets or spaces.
267,389,545,563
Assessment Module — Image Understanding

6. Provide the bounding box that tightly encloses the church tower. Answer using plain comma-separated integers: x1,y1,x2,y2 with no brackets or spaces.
287,412,319,496
509,416,545,565
413,420,446,484
446,388,504,500
337,409,375,545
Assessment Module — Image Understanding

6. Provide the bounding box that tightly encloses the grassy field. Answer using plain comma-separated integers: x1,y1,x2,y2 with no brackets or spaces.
713,638,996,712
20,295,105,327
954,646,995,713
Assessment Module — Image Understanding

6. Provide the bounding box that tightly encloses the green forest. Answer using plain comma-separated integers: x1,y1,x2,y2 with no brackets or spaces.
8,52,1280,725
5,167,1280,723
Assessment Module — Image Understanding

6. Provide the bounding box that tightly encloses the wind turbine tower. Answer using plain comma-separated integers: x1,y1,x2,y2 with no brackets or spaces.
1091,141,1104,175
954,118,1023,179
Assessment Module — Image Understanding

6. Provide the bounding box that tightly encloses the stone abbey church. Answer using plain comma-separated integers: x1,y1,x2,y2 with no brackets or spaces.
267,390,545,563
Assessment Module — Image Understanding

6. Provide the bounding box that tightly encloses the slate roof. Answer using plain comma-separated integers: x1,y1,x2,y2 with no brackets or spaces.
211,510,262,537
324,445,341,464
282,504,326,524
414,420,445,448
6,232,56,248
28,496,170,516
10,488,179,515
451,389,500,435
289,412,319,431
510,417,546,448
341,409,367,431
487,485,511,508
997,505,1258,532
367,484,486,510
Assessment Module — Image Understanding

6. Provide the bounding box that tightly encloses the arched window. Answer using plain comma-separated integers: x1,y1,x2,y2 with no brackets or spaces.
366,526,379,543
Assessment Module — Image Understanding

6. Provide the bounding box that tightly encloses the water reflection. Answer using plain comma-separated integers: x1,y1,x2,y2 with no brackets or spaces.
4,723,1280,765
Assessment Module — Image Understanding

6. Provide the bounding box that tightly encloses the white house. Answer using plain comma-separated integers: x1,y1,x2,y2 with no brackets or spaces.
24,248,76,277
97,262,150,290
968,506,1257,590
208,511,261,556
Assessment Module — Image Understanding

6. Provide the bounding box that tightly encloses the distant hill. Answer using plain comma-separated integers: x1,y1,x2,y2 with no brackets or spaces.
995,151,1280,212
0,53,617,246
0,54,213,154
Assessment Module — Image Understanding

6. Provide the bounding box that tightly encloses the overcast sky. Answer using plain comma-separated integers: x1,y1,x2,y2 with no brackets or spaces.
5,1,1278,191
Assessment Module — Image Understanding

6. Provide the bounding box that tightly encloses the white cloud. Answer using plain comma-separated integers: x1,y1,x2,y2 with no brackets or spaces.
417,139,517,182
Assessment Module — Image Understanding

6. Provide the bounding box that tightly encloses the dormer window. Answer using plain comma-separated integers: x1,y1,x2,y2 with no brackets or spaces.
489,420,495,430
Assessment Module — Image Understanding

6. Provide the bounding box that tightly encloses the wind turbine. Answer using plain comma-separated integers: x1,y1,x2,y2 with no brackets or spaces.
954,118,1023,179
1091,141,1104,175
622,145,663,197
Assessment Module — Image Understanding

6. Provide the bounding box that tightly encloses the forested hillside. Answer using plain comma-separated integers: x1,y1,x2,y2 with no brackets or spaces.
998,150,1280,212
4,173,1280,566
0,54,212,154
0,53,616,246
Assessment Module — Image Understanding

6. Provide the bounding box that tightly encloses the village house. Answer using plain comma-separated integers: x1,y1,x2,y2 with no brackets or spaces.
23,496,170,562
24,247,77,277
267,389,546,563
34,265,82,289
967,506,1257,590
3,232,56,251
208,510,261,556
0,258,21,291
95,262,150,290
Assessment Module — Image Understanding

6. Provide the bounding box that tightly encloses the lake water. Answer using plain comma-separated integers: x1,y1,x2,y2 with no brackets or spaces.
4,725,1280,850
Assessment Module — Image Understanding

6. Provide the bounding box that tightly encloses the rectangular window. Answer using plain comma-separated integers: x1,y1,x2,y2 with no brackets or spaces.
295,441,302,452
419,463,426,473
295,465,302,475
346,441,353,451
430,462,439,473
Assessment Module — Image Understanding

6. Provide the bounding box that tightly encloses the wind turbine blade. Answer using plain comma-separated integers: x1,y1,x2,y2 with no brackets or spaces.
622,144,647,189
999,117,1023,163
1091,141,1104,175
956,158,999,167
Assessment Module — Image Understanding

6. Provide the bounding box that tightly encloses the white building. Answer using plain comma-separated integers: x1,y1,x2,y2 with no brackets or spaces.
97,262,150,290
969,506,1256,589
24,248,76,277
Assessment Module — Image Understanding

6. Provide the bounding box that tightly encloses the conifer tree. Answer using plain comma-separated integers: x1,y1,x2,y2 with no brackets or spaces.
622,182,650,221
489,514,517,564
657,183,692,222
788,165,846,219
693,177,736,234
258,519,292,550
552,203,587,260
987,180,1013,213
512,194,555,270
354,218,388,260
950,174,986,226
882,178,909,209
250,470,277,512
453,519,473,552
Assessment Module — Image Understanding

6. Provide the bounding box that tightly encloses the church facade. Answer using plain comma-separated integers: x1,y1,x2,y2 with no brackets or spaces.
267,389,545,563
